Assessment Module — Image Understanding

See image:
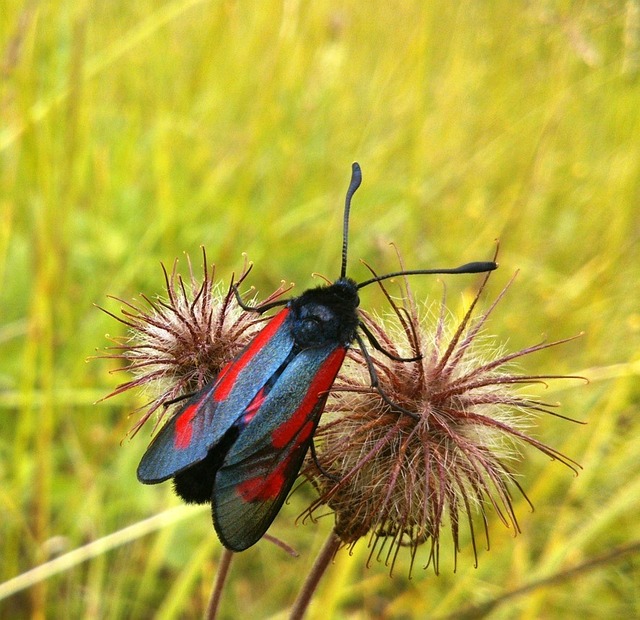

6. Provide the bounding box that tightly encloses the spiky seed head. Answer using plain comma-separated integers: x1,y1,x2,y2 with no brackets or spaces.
99,250,289,435
305,271,582,574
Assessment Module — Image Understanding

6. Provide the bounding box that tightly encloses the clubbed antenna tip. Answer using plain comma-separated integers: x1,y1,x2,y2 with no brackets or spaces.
341,162,363,279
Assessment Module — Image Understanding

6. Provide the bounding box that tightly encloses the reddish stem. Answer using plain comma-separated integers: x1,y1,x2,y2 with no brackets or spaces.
205,548,234,620
290,530,341,620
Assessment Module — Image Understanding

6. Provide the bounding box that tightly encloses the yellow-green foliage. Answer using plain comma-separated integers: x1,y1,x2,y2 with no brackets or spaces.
1,1,638,618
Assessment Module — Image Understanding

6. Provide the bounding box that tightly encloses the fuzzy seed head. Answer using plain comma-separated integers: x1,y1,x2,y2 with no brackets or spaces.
305,271,581,574
99,250,289,435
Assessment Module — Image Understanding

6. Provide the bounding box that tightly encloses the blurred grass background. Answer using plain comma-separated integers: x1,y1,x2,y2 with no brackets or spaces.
1,0,639,618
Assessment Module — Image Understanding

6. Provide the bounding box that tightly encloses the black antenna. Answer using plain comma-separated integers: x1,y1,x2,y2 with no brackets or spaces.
357,261,497,289
340,162,362,279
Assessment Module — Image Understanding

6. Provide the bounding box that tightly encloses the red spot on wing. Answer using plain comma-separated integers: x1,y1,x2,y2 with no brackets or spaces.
213,308,290,402
297,420,315,445
174,403,199,450
271,347,346,449
242,387,267,425
235,419,315,502
236,456,292,502
233,347,346,503
215,360,234,385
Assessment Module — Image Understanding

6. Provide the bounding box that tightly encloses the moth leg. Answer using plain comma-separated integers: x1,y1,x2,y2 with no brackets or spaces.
355,332,420,421
232,284,289,314
309,439,340,482
359,320,422,363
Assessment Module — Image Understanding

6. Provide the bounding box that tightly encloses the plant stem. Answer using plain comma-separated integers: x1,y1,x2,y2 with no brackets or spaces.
438,539,640,620
290,530,341,620
205,548,234,620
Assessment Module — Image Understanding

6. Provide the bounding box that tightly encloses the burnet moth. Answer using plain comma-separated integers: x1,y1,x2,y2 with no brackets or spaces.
137,163,497,552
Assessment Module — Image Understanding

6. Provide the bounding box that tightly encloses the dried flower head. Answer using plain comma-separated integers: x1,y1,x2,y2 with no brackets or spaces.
304,269,582,574
99,249,289,435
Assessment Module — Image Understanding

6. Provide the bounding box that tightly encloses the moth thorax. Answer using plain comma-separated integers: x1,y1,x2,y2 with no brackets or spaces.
294,302,344,347
289,278,360,348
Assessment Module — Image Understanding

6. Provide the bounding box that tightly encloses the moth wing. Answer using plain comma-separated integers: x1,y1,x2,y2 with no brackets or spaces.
137,308,295,483
137,385,218,483
212,345,346,551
